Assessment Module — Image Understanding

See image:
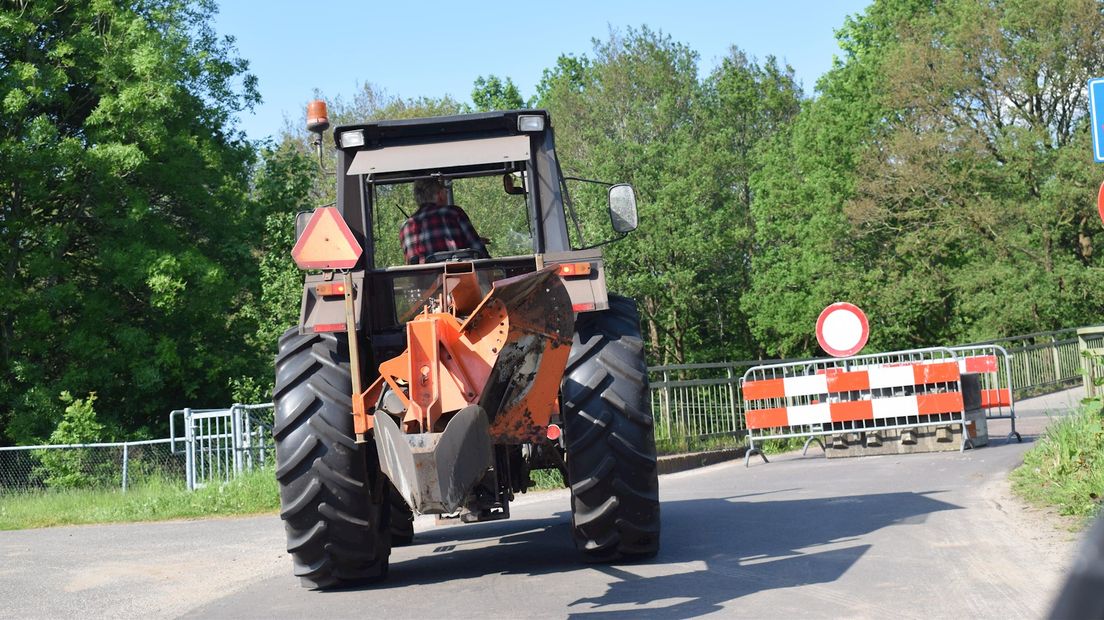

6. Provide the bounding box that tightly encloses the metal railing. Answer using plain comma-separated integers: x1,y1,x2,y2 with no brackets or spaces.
170,404,274,490
647,327,1093,444
970,328,1082,396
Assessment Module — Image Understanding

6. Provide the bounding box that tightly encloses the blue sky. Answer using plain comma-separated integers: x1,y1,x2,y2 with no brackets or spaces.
213,1,872,142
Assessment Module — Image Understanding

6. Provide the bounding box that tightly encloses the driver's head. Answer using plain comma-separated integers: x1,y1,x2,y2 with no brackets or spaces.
413,178,447,207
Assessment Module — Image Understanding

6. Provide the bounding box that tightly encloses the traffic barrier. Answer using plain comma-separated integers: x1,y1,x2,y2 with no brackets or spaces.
741,347,980,465
949,345,1020,442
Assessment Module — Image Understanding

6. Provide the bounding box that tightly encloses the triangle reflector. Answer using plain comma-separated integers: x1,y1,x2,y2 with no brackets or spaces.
291,207,363,270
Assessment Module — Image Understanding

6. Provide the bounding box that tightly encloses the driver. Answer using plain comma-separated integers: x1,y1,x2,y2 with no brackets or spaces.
400,178,489,264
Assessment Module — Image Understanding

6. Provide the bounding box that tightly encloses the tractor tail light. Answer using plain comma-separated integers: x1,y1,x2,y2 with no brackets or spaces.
557,262,592,277
315,282,348,297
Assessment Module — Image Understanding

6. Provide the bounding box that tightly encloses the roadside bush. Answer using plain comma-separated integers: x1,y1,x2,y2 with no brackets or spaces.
1012,397,1104,520
33,392,112,489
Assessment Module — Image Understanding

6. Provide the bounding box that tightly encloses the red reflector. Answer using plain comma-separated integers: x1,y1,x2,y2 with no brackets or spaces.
557,262,593,277
313,323,346,333
315,283,347,296
291,207,363,270
546,424,561,441
572,302,596,312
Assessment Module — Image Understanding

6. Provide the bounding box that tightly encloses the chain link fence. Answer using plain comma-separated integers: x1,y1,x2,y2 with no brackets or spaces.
1,404,275,496
0,439,184,494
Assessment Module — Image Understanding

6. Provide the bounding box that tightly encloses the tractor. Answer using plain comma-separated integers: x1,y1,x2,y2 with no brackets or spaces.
274,105,660,588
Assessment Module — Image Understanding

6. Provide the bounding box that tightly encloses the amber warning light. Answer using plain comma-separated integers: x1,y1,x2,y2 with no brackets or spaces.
291,207,363,270
306,100,330,134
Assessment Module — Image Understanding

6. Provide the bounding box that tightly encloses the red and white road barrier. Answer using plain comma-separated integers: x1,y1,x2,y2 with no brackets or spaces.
740,347,989,465
950,345,1019,442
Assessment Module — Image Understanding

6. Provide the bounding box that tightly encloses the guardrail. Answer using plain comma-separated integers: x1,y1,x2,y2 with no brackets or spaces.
648,327,1092,445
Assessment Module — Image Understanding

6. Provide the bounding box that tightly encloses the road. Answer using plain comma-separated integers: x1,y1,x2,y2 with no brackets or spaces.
0,387,1088,619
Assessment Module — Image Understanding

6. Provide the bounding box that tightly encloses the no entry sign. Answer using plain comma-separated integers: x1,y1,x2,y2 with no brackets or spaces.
816,302,870,358
1098,181,1104,228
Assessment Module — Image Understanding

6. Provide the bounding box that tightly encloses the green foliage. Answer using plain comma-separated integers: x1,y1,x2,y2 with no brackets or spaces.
34,392,108,489
539,27,802,364
0,0,261,442
746,0,1104,357
1012,398,1104,520
655,433,743,456
471,75,526,111
529,468,565,490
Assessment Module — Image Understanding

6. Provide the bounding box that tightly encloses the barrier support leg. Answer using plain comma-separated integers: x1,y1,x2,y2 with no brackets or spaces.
960,432,974,453
744,437,769,467
1008,415,1022,443
744,447,769,467
802,436,825,456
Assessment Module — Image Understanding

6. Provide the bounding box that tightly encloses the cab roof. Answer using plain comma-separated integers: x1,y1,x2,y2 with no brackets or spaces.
332,109,549,150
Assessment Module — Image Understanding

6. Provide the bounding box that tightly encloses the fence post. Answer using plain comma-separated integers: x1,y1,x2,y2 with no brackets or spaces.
231,404,243,475
662,370,672,441
184,408,195,491
1052,335,1062,385
1020,344,1028,388
121,442,129,493
727,365,739,433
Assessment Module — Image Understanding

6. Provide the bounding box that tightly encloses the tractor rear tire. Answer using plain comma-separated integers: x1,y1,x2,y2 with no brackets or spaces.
389,482,415,546
273,328,390,589
562,295,660,561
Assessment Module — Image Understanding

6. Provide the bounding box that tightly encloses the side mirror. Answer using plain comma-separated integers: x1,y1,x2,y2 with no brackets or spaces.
608,184,638,234
294,210,313,243
503,173,525,195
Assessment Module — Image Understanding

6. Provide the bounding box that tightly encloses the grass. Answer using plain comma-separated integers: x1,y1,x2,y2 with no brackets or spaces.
1011,397,1104,522
530,468,565,490
0,468,279,530
656,433,744,456
656,433,806,456
2,433,793,529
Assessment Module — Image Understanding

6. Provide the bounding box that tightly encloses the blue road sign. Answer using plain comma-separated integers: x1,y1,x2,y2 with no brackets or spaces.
1091,78,1104,162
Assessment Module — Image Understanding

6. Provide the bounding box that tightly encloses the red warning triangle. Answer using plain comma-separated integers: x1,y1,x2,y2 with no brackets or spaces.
291,207,363,270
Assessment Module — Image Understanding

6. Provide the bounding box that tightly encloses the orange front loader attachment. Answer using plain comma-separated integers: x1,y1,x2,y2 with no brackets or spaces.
353,266,573,514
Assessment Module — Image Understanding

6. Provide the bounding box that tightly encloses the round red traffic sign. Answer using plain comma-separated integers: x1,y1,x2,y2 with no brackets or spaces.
816,302,870,358
1097,181,1104,228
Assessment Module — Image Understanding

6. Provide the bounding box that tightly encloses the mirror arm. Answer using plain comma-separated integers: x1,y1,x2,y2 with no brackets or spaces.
572,232,628,252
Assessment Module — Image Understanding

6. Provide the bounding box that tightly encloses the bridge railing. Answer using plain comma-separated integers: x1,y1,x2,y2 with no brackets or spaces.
964,328,1082,397
648,327,1091,445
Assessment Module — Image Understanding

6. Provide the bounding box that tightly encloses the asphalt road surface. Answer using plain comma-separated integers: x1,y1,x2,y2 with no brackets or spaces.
0,387,1089,619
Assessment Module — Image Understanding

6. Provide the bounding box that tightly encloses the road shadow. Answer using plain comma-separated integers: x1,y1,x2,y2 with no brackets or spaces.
370,490,960,617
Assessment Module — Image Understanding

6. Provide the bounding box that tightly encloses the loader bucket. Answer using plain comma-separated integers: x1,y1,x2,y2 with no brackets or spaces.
354,266,574,514
374,405,492,514
470,266,574,439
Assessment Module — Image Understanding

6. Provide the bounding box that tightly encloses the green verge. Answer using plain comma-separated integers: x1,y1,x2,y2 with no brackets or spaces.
3,434,788,528
0,468,280,530
1011,398,1104,522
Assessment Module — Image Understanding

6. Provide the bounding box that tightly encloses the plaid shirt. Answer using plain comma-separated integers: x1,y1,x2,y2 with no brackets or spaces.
400,203,488,264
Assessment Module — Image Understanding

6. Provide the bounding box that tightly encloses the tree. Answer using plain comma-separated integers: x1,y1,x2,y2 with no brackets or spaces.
744,0,942,357
537,29,802,364
471,75,525,111
0,0,260,441
701,50,802,357
850,0,1104,341
34,392,107,489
